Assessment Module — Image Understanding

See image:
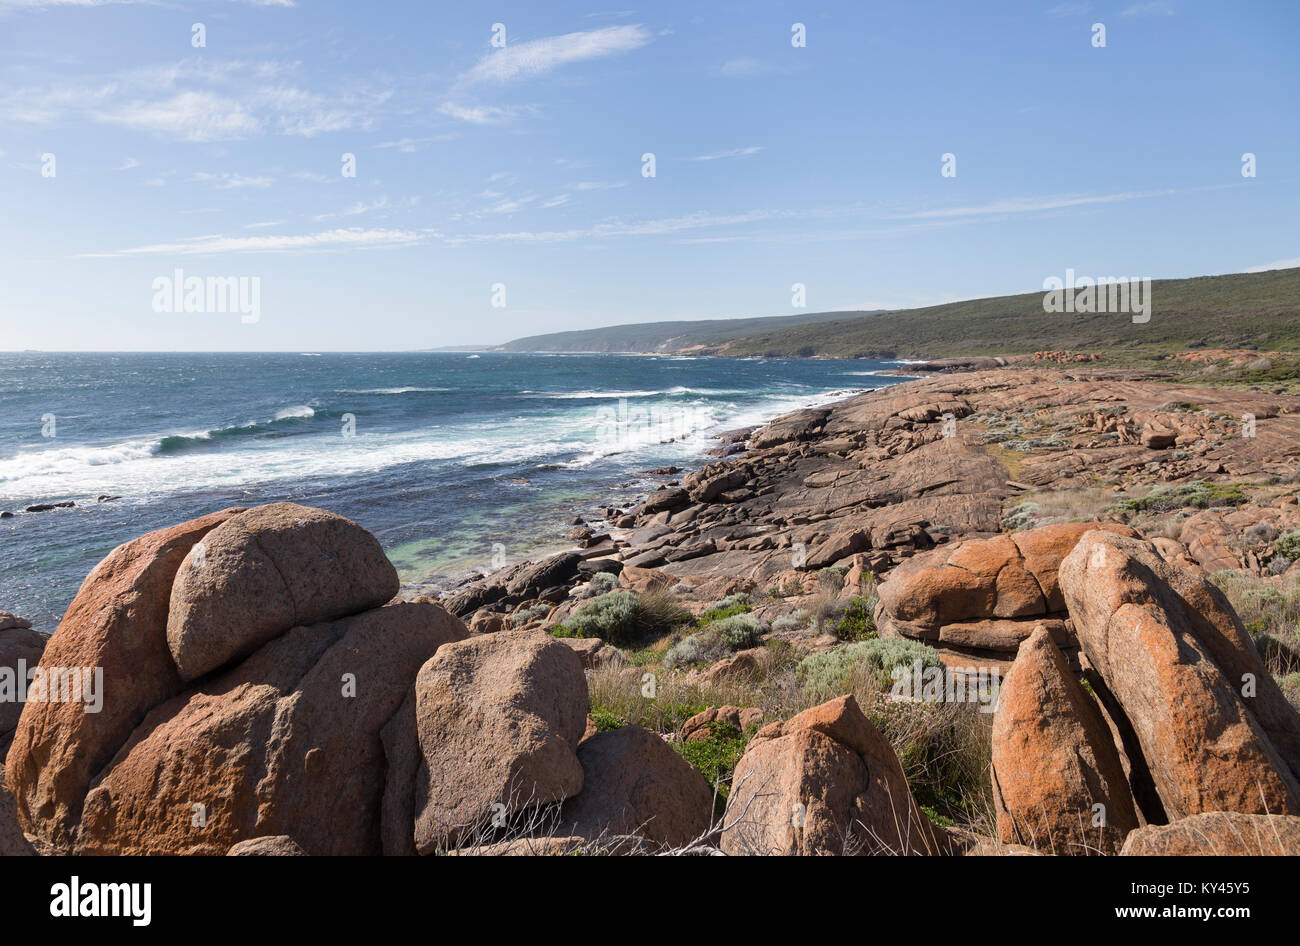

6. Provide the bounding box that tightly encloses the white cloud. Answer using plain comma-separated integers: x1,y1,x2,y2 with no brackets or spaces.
459,25,651,86
114,156,140,170
573,180,626,191
685,146,765,161
80,227,426,257
1245,256,1300,273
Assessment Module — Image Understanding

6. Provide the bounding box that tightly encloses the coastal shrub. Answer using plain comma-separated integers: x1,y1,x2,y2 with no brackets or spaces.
589,707,626,732
673,721,751,806
1272,531,1300,562
712,613,765,650
557,589,690,646
662,632,729,670
571,570,618,600
816,566,847,594
669,582,695,597
700,592,751,623
1117,481,1247,514
868,690,994,826
797,637,943,701
771,609,812,633
508,603,551,627
1210,570,1300,641
831,594,877,641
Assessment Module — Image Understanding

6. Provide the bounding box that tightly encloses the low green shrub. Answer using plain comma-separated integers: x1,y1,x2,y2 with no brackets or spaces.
712,613,765,650
555,589,690,646
797,637,943,700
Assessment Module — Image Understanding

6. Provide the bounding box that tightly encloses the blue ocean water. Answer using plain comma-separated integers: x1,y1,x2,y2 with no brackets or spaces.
0,351,908,629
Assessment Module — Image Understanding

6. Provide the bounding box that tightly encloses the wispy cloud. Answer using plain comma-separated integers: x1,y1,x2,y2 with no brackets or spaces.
80,227,426,258
1122,1,1175,15
458,25,651,86
113,156,140,170
1,59,390,141
374,134,457,152
1045,2,1091,17
719,58,770,78
888,188,1176,220
190,170,273,189
685,146,765,161
437,101,534,125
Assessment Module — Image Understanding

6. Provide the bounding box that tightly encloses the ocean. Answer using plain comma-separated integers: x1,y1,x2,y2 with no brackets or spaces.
0,351,908,629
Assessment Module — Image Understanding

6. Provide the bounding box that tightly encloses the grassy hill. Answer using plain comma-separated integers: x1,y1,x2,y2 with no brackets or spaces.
496,309,882,353
500,267,1300,360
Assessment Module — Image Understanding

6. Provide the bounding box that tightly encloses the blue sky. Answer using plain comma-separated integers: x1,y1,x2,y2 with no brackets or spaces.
1,0,1296,351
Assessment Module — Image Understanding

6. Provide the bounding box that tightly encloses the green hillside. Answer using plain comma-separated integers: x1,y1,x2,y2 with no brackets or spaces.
499,267,1300,360
496,309,882,353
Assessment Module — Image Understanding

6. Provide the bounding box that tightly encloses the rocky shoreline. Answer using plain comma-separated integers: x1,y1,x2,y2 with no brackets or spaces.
3,359,1300,855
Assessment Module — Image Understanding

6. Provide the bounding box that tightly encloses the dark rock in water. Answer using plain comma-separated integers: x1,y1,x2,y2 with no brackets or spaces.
0,511,12,518
567,526,593,541
24,501,75,513
96,495,121,503
646,466,681,475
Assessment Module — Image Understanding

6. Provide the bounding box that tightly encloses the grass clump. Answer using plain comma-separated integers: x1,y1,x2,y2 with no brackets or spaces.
555,589,690,646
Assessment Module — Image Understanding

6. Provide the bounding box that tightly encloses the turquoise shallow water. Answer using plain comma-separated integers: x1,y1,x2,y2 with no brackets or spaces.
0,351,908,628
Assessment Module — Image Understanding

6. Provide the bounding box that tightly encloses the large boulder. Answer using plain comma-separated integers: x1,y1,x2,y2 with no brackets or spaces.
0,764,35,856
991,626,1139,854
1060,531,1300,820
721,696,938,855
874,522,1136,655
5,507,244,852
412,630,587,853
1120,812,1300,856
166,503,399,680
559,726,714,848
0,620,49,756
74,601,465,855
227,835,306,856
